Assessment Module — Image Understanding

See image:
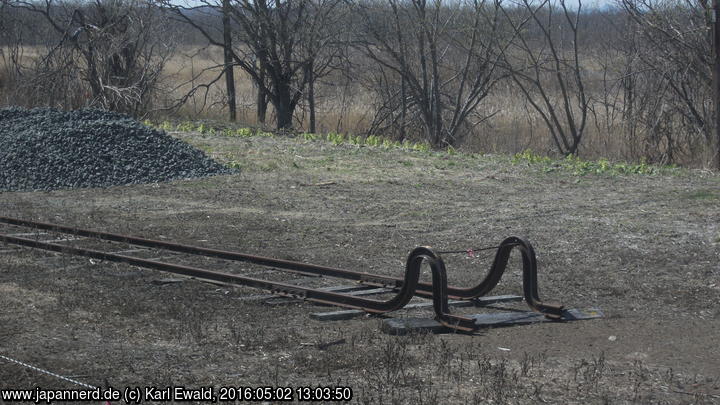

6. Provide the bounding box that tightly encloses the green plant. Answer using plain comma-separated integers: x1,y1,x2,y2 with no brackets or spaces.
176,122,195,132
412,142,430,152
511,149,675,176
326,132,345,145
348,135,363,145
159,121,173,131
512,149,552,165
190,123,217,135
226,161,242,170
236,128,253,137
365,135,381,147
302,132,318,141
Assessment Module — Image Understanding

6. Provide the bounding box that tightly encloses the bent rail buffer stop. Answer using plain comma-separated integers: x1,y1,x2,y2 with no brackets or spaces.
0,216,601,333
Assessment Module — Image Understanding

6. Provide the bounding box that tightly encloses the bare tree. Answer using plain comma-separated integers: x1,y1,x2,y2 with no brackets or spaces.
162,0,346,130
0,0,24,103
157,4,247,120
501,0,589,156
296,3,350,133
9,0,174,115
231,0,347,129
356,0,513,147
222,0,236,121
618,0,715,165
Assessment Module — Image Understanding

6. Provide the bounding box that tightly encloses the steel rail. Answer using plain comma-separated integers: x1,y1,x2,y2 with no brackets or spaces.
462,237,564,318
0,216,563,318
0,232,477,331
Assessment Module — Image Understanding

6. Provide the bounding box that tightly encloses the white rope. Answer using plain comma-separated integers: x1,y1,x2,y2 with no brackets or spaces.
0,353,98,390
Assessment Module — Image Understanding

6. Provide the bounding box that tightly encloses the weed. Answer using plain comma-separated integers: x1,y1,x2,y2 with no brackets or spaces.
412,142,431,152
348,135,363,145
572,352,606,392
301,132,318,141
187,122,217,135
511,148,678,176
519,352,534,377
414,385,440,405
365,135,381,147
236,128,253,137
512,149,552,165
227,315,267,352
182,306,212,345
630,360,651,402
176,121,195,132
226,161,242,170
295,131,433,153
326,132,345,145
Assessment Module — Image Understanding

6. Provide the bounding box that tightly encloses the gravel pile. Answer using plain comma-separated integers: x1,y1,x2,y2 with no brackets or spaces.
0,107,233,192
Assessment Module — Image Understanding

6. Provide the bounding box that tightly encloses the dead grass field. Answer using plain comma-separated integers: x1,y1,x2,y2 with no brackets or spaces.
157,46,374,134
1,130,719,404
3,43,714,167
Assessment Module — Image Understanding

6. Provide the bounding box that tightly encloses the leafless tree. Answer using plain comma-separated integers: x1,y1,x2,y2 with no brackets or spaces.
162,0,346,130
501,0,589,156
617,0,714,165
222,0,236,121
0,1,22,101
356,0,514,147
9,0,174,115
296,3,350,133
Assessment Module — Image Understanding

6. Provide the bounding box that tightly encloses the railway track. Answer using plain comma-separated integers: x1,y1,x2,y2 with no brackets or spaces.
0,216,571,333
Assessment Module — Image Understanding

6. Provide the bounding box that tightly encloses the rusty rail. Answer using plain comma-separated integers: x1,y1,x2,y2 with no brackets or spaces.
0,216,563,329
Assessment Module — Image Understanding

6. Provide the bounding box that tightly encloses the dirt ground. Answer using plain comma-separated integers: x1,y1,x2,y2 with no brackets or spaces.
1,132,719,404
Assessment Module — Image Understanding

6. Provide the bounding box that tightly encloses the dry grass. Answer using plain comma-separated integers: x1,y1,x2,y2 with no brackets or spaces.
0,45,43,106
157,46,375,134
1,45,715,167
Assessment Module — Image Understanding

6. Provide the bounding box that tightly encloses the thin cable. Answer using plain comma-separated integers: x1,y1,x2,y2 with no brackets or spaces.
0,353,98,389
437,242,520,255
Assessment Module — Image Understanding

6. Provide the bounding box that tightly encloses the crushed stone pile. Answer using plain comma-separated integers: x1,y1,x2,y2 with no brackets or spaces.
0,107,233,192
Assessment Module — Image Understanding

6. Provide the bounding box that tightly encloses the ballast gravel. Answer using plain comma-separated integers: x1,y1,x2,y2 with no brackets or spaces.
0,107,233,192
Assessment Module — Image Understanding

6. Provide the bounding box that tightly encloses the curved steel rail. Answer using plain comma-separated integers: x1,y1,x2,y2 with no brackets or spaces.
444,237,564,318
0,231,476,332
405,247,476,331
0,216,562,320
